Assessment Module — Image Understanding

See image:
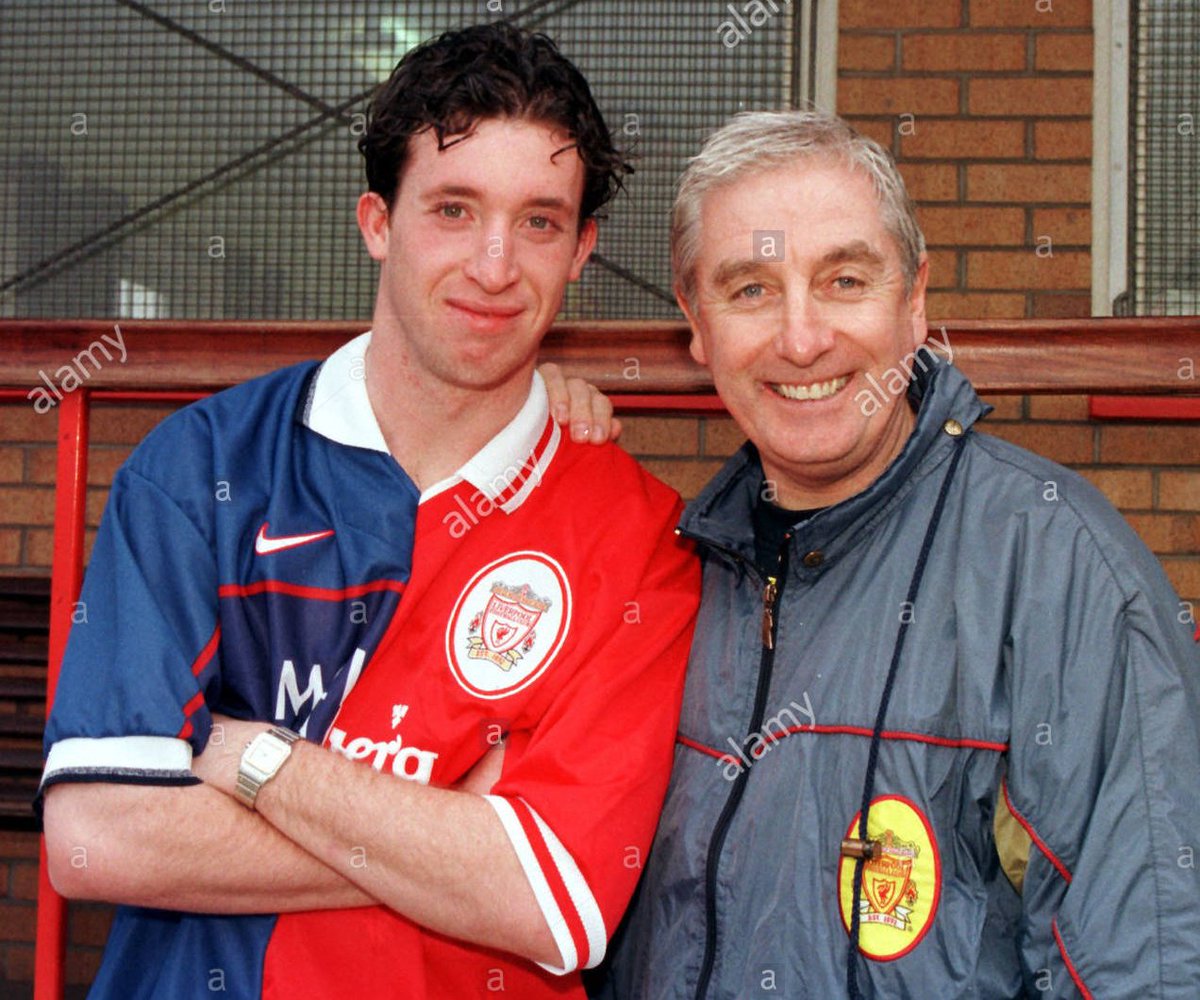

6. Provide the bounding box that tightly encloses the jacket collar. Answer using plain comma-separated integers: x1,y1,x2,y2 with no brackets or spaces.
679,354,990,566
302,331,558,512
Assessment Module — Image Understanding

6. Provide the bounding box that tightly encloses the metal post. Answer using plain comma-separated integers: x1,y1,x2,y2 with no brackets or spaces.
34,389,91,1000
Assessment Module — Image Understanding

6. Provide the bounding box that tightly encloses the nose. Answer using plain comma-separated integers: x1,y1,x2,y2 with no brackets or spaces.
464,228,520,294
775,291,835,367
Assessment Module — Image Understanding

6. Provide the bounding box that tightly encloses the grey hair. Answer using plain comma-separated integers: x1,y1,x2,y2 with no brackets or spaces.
671,110,926,305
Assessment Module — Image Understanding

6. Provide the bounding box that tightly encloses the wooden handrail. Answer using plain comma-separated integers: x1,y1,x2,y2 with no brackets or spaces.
2,317,1199,395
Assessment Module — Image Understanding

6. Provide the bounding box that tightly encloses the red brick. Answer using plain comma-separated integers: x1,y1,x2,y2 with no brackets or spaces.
926,292,1026,319
40,527,98,567
978,393,1025,419
970,0,1091,28
0,448,24,485
0,487,55,527
1034,120,1091,159
0,832,40,861
839,77,960,117
901,163,959,202
982,423,1093,464
846,117,896,150
89,406,178,446
903,33,1027,71
8,863,38,902
1032,207,1091,245
86,487,111,526
1161,559,1200,602
68,904,115,947
918,205,1025,246
925,250,960,290
969,77,1092,117
0,405,58,444
967,164,1091,202
1030,292,1092,318
842,0,961,28
1124,514,1200,554
1159,472,1200,511
24,529,53,568
26,445,130,487
839,34,896,71
1035,32,1093,71
0,529,19,566
1077,468,1154,509
900,119,1025,160
966,250,1090,290
639,459,725,500
702,418,747,458
0,902,37,942
65,942,104,985
1027,394,1091,420
617,417,700,456
1101,426,1200,465
5,942,34,981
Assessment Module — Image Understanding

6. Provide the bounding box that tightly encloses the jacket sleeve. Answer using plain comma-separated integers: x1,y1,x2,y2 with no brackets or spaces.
480,513,701,976
1004,529,1200,998
40,463,220,793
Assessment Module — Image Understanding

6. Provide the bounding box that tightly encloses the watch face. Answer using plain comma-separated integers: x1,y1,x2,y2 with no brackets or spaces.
248,738,290,772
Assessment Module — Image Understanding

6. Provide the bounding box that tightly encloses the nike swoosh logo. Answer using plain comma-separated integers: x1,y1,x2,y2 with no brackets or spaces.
255,523,335,556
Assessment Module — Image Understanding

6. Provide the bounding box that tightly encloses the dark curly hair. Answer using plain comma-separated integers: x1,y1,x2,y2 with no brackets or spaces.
358,22,631,223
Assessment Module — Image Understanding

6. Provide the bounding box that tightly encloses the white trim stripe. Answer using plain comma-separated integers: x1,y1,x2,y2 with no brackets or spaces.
499,420,559,515
483,794,578,975
42,736,194,784
526,801,607,969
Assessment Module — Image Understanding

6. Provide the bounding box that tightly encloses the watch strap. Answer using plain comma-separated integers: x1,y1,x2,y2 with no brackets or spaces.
235,726,301,810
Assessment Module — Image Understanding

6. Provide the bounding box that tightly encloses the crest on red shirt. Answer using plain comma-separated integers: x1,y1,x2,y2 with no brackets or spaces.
466,582,550,669
446,551,571,699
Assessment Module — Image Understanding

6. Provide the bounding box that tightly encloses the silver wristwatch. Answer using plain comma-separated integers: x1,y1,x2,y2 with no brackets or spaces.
235,726,301,809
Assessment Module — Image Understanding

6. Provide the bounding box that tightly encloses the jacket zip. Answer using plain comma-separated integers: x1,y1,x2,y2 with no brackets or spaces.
690,536,790,1000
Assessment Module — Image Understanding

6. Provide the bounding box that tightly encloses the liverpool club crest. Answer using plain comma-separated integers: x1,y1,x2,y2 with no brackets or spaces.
445,551,572,700
837,795,941,961
466,581,550,670
860,829,920,931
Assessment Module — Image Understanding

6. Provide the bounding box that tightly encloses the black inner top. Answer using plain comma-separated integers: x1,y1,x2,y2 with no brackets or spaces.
753,492,826,575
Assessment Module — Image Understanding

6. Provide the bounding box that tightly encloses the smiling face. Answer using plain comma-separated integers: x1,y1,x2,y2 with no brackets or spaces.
679,158,929,508
357,116,596,400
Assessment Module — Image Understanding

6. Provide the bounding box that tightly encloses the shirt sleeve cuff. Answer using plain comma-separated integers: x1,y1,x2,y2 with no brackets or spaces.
482,793,607,975
40,736,198,790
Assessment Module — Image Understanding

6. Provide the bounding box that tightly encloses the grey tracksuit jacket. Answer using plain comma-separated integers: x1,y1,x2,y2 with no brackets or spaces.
596,358,1200,999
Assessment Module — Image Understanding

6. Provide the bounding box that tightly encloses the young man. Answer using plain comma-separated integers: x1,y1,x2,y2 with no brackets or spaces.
40,24,699,999
583,111,1200,998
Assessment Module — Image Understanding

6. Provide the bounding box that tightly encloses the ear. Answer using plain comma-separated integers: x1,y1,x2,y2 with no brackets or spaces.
675,284,709,367
909,255,930,349
567,218,599,282
356,192,391,262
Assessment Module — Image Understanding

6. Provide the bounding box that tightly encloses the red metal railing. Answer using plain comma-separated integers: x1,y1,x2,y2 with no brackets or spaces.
3,317,1199,999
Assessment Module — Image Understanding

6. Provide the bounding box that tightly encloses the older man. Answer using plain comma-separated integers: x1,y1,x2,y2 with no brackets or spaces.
586,111,1200,999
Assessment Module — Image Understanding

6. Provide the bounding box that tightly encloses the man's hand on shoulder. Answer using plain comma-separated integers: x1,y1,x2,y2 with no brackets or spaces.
539,362,621,444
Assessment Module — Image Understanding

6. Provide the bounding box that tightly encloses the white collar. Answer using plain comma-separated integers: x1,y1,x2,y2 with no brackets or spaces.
304,331,559,512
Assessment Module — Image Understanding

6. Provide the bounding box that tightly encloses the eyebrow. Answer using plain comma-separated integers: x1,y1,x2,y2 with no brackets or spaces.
819,240,887,269
421,186,573,213
708,239,888,289
710,257,771,289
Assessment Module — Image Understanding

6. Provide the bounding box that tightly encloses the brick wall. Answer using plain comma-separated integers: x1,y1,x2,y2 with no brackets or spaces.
830,0,1199,607
0,831,106,998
